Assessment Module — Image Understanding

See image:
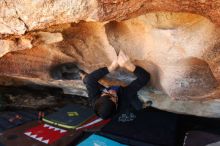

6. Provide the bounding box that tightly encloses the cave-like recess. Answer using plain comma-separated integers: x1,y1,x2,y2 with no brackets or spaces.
0,11,220,117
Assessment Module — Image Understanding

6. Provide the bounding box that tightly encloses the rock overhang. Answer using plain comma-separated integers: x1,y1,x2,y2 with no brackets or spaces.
0,0,220,117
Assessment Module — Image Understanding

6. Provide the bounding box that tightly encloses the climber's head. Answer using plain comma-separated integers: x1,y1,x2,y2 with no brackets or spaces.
94,89,118,119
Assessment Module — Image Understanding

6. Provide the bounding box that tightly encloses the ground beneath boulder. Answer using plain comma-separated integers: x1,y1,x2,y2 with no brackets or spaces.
0,85,89,112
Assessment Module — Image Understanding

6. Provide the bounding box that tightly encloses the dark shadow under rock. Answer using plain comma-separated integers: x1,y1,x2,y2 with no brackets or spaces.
50,63,81,80
0,85,89,111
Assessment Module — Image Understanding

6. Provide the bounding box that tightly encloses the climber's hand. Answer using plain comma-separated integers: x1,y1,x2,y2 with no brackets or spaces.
118,50,136,72
108,59,119,72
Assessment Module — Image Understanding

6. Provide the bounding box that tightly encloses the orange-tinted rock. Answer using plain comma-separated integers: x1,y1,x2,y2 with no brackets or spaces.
0,13,219,102
0,0,220,36
161,57,219,99
0,1,220,117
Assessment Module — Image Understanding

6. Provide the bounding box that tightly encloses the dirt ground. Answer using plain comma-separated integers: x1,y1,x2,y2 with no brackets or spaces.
0,85,90,113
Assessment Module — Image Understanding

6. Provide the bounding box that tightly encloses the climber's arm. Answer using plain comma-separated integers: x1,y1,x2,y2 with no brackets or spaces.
118,50,150,94
83,60,119,105
124,66,150,94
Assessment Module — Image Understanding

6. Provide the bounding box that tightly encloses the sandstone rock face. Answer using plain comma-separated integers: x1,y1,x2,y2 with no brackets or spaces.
1,0,220,36
0,0,220,117
0,0,98,35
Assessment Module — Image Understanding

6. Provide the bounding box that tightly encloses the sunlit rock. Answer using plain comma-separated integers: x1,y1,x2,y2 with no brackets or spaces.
0,0,220,117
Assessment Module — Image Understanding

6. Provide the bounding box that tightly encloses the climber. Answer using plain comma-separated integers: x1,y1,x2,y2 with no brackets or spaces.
82,51,150,119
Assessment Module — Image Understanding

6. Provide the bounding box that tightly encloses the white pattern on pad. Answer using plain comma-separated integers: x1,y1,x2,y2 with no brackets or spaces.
24,124,67,144
43,124,67,133
76,118,103,130
24,131,50,144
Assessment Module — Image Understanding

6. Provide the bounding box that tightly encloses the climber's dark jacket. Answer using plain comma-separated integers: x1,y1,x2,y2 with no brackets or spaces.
83,66,150,112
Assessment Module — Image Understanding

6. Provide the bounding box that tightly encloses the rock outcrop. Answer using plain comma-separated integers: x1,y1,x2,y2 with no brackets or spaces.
0,0,220,117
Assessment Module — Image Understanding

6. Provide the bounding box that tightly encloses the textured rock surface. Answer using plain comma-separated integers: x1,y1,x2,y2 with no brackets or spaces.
138,87,220,118
1,0,220,36
0,1,220,117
